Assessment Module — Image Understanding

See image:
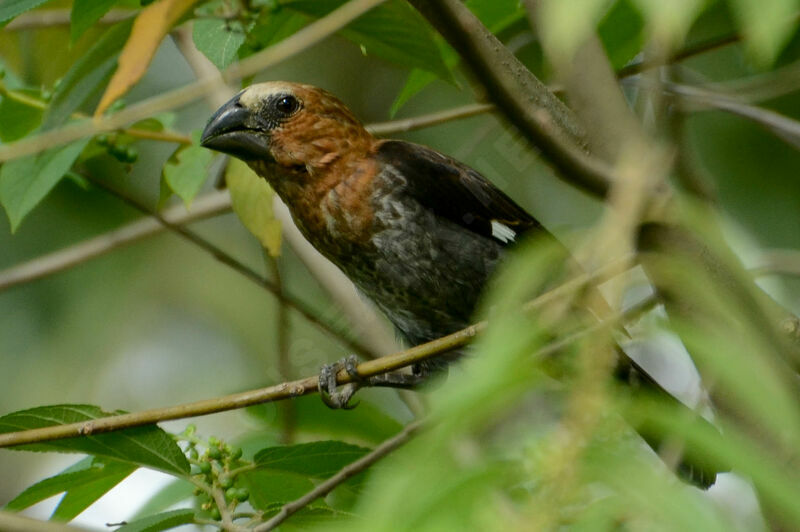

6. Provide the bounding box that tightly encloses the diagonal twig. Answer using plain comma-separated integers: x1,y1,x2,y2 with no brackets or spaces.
367,103,494,135
663,81,800,149
0,190,231,292
253,420,423,531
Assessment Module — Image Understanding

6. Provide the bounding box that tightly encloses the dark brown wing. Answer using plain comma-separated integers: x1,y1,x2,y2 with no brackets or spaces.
374,140,544,246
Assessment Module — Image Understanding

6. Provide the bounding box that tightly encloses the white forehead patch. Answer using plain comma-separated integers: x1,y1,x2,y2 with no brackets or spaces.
239,82,299,108
491,220,516,243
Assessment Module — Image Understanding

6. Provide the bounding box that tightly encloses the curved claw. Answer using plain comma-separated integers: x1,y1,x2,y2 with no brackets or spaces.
318,358,362,410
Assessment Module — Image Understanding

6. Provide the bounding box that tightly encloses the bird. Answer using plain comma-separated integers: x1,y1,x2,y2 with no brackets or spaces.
200,82,719,486
200,82,546,390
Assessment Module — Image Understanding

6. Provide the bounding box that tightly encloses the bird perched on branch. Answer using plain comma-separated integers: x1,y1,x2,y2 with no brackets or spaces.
200,82,718,486
201,82,545,402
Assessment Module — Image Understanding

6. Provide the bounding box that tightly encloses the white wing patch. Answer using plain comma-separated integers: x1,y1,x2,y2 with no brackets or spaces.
491,220,516,243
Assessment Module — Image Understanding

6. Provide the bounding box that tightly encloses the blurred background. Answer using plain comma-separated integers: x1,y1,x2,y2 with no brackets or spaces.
1,1,799,530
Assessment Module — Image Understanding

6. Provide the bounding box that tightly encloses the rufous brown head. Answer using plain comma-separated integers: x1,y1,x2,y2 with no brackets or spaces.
200,82,374,174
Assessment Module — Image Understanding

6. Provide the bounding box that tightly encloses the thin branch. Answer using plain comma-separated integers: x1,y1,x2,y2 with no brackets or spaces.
661,81,800,149
188,477,245,532
0,0,387,163
0,256,633,448
617,12,800,79
4,9,136,30
0,190,231,292
88,178,375,359
617,32,741,79
366,103,494,135
752,249,800,278
253,420,423,531
209,483,240,532
683,59,800,105
626,76,800,148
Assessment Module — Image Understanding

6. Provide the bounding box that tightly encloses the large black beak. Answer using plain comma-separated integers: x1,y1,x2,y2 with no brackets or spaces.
200,95,271,161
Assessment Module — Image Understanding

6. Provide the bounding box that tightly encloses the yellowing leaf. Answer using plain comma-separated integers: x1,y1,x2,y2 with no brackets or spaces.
94,0,199,117
226,158,282,257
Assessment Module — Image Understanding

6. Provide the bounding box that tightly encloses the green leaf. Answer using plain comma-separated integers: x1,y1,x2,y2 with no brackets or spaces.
238,8,307,67
598,0,645,69
253,440,370,478
248,395,403,444
0,138,91,232
5,456,136,521
70,0,120,42
131,479,194,520
240,470,316,510
5,456,94,511
0,404,190,476
389,39,458,116
240,441,371,510
0,91,43,142
51,460,135,521
465,0,526,33
388,0,523,116
193,18,246,70
243,8,310,53
0,0,55,24
116,509,196,532
727,0,800,63
390,69,437,117
226,158,281,256
162,131,214,206
43,18,134,130
284,0,453,81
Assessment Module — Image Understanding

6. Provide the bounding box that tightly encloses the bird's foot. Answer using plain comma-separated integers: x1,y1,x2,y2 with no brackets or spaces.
318,355,362,410
318,356,434,409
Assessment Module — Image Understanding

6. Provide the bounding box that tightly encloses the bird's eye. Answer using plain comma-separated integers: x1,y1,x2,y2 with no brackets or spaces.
274,95,300,115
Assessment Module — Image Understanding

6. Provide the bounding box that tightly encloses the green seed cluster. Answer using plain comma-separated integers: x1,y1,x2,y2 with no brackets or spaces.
182,425,250,522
